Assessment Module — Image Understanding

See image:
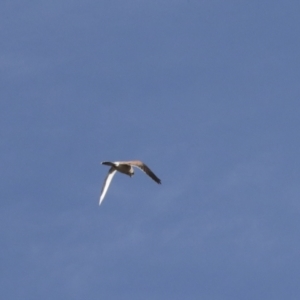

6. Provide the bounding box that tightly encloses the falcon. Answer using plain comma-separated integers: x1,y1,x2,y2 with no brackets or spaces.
99,160,161,205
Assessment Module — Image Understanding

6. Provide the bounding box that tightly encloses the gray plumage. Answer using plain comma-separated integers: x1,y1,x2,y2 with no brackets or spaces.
99,160,161,204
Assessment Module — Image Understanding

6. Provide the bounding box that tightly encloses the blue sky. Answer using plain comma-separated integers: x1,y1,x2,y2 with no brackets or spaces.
1,1,300,299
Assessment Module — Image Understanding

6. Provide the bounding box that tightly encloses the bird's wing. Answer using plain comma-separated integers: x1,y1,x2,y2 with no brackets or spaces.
99,167,117,205
126,160,161,184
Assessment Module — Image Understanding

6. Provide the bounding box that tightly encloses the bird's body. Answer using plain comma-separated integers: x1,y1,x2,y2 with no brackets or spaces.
102,161,134,176
99,160,161,205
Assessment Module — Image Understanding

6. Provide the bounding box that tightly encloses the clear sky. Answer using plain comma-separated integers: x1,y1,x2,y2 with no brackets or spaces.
1,1,300,299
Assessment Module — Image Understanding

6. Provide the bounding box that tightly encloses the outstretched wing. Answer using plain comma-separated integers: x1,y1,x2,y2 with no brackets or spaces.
127,160,161,184
99,167,117,205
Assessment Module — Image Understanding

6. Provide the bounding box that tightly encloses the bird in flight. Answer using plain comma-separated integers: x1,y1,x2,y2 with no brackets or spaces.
99,160,161,205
